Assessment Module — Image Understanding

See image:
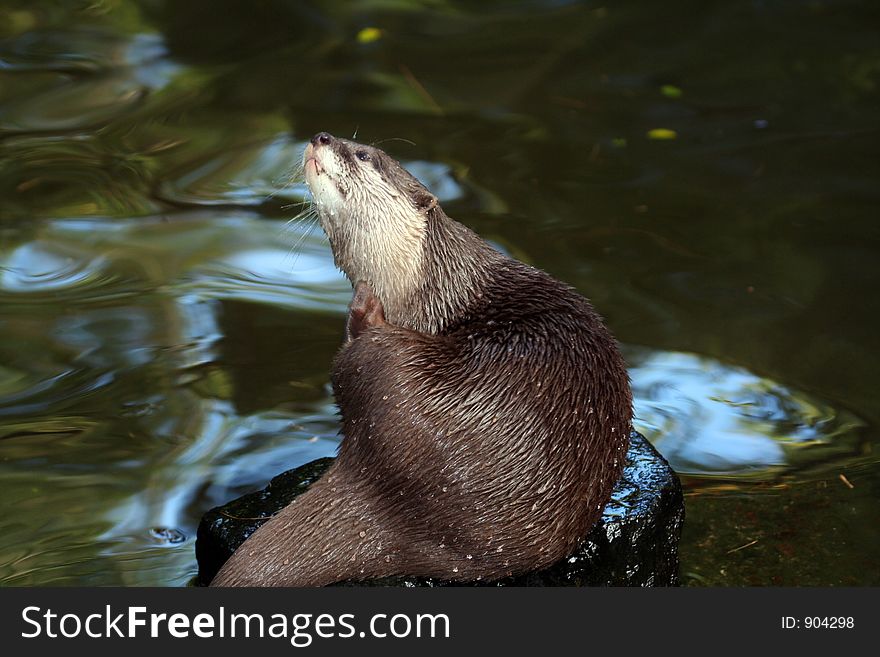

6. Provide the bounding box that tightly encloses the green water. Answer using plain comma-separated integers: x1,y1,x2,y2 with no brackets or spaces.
0,0,877,586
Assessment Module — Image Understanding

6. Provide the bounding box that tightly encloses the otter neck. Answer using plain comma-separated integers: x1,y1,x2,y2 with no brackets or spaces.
345,209,501,335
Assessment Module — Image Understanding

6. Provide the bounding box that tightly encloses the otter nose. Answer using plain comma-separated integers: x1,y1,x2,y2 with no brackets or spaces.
311,132,333,146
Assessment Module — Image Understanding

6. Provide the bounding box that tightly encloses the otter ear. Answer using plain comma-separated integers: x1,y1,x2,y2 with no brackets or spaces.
414,191,438,213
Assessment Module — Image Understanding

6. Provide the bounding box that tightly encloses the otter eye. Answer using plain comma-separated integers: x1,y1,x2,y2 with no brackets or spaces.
355,150,370,162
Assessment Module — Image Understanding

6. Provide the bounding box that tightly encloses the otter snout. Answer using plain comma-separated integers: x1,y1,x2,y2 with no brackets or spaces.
311,132,333,146
304,133,333,179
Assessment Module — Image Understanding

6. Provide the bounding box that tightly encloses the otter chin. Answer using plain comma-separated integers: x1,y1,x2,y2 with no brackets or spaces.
210,132,632,587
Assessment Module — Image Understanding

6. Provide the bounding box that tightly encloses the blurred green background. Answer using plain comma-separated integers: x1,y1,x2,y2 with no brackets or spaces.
0,0,877,586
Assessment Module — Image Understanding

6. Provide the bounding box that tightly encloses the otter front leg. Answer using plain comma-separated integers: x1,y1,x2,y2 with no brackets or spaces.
346,281,386,342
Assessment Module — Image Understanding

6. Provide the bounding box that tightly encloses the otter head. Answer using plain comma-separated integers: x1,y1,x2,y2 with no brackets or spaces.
303,132,438,324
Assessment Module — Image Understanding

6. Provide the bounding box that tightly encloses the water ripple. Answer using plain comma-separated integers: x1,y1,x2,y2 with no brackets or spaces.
629,349,866,477
0,31,180,132
0,241,136,304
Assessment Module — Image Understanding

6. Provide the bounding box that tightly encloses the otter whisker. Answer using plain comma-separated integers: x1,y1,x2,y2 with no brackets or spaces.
280,197,313,216
266,165,305,202
282,201,318,233
279,201,315,255
266,142,309,202
282,212,321,270
371,137,417,148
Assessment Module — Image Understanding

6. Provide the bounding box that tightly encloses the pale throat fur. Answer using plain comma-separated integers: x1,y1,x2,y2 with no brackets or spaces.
304,136,498,334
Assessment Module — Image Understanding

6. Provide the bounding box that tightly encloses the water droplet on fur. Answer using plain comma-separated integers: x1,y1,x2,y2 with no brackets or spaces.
466,554,473,560
359,531,366,538
452,567,459,573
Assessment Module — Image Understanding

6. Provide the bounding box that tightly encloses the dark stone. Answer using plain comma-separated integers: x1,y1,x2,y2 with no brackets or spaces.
196,431,684,586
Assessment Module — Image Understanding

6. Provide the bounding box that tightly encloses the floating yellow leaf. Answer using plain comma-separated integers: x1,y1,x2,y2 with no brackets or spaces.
661,84,682,98
612,137,627,148
647,128,677,140
356,27,382,44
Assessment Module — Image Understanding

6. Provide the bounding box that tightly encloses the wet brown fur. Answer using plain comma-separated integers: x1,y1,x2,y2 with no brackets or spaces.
210,134,632,586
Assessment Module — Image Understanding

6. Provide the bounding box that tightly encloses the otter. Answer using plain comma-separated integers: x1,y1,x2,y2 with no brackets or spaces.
210,132,632,586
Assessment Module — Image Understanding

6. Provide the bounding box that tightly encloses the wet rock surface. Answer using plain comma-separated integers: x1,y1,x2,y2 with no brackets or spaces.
196,431,684,586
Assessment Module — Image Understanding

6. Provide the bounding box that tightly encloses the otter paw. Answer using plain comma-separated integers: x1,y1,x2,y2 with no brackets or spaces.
346,281,386,341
